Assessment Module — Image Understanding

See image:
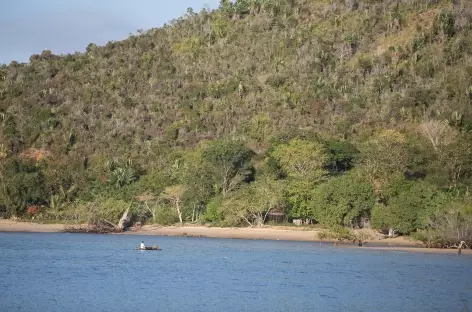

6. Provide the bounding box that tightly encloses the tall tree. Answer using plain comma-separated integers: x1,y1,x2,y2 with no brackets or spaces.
222,175,285,227
360,130,409,191
270,138,328,222
160,185,185,224
310,172,375,227
270,138,328,181
371,179,447,234
202,139,254,196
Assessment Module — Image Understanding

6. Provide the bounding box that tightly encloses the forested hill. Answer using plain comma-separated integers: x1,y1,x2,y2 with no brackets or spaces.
1,0,472,246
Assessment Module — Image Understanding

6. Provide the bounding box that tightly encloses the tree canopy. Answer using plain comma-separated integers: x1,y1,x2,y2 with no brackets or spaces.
1,0,472,246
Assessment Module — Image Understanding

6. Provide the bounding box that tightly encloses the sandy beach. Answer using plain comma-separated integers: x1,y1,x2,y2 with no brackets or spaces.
1,219,470,255
0,219,66,232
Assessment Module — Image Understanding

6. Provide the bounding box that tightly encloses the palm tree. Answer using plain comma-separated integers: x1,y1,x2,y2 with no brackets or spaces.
111,167,136,187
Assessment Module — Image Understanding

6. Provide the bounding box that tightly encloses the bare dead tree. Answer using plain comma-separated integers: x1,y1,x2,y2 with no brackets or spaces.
458,241,469,255
419,120,457,152
429,210,472,248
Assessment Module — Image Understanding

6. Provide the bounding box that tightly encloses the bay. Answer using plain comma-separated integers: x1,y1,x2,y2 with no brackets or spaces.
0,232,471,312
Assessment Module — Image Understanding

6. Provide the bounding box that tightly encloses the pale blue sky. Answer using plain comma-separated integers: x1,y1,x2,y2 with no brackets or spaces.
0,0,219,64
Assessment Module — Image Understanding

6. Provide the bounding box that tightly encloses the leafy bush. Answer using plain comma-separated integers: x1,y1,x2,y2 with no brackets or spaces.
371,179,447,234
310,173,375,227
154,206,179,225
411,230,446,248
204,197,223,222
329,226,356,243
316,230,330,241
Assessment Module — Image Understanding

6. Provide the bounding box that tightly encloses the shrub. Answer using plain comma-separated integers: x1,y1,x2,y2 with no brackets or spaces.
204,197,223,222
154,206,179,225
411,230,446,248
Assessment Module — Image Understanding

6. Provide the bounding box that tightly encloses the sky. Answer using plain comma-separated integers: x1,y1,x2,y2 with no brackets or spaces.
0,0,219,64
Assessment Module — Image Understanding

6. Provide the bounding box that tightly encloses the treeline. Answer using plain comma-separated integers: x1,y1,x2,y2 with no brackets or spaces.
1,0,472,247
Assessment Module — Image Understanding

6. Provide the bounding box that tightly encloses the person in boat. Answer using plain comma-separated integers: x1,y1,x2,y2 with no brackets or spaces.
140,241,145,249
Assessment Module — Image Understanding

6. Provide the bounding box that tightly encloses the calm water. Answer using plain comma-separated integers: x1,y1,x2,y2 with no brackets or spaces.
0,233,471,312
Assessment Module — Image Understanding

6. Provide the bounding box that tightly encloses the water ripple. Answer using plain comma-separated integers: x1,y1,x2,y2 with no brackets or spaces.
0,232,471,312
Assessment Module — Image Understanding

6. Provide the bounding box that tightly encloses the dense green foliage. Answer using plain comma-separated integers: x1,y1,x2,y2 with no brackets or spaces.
311,172,375,227
1,0,472,246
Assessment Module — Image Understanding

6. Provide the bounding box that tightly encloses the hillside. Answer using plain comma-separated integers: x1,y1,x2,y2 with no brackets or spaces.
1,0,472,246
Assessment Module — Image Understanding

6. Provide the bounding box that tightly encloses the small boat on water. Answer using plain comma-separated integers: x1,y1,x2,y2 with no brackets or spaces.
136,246,162,251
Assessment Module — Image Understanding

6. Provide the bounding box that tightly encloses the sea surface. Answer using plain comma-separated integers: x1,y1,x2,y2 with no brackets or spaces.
0,232,471,312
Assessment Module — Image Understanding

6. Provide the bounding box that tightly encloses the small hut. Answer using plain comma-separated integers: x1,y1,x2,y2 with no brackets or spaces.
265,209,286,224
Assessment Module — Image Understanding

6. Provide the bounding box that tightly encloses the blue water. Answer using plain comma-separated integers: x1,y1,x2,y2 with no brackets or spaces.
0,233,471,312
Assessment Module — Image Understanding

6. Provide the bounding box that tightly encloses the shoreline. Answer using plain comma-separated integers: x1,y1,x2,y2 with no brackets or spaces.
1,220,470,255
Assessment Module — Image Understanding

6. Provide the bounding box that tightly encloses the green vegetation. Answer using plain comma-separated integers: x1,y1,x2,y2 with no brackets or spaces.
1,0,472,247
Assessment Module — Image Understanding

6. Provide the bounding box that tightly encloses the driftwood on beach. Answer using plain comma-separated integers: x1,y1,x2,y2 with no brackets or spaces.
63,222,122,234
63,208,132,234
